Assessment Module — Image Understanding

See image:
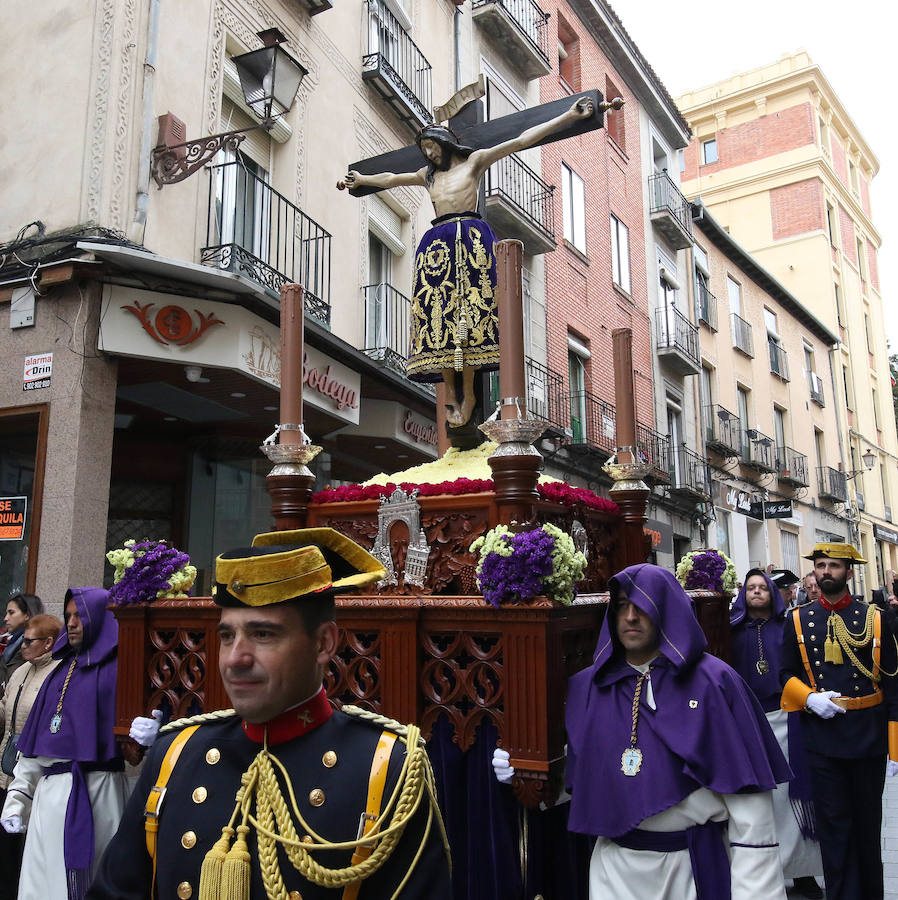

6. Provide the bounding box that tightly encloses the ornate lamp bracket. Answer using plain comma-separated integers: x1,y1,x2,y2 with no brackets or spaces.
151,129,250,188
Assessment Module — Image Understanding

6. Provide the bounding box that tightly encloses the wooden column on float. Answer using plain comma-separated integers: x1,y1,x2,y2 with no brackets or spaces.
487,240,541,527
267,283,315,531
611,327,649,565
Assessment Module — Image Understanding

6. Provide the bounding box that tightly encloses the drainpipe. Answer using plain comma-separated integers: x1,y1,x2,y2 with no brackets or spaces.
453,6,462,91
128,0,161,245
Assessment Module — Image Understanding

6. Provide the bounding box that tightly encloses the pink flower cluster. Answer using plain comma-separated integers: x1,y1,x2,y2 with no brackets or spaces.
310,477,619,514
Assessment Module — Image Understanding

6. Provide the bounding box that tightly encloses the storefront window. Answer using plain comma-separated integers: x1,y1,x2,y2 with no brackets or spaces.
0,406,47,598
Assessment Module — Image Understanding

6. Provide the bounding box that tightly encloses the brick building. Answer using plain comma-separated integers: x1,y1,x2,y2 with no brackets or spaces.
677,52,898,594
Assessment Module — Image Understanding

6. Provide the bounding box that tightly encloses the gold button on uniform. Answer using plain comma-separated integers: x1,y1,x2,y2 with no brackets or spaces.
206,749,220,765
309,788,325,807
177,882,193,899
289,892,303,900
322,751,337,768
301,834,313,844
181,831,197,849
192,787,208,804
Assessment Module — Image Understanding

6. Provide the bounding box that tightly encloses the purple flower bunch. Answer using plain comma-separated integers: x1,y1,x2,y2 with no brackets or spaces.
107,540,192,606
476,528,556,608
684,551,726,590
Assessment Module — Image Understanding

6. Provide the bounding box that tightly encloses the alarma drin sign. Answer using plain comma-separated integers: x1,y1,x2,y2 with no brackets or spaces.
23,353,52,391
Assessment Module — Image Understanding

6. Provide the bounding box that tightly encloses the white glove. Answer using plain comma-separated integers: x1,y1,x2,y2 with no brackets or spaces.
129,709,163,747
1,815,24,834
806,691,846,719
492,748,515,784
887,760,898,778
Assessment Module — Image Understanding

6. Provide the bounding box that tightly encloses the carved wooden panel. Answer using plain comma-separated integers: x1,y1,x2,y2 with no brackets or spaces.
326,630,383,712
147,627,211,719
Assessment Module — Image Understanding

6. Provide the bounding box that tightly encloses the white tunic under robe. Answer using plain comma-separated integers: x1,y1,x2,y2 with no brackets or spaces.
2,755,131,900
588,787,787,900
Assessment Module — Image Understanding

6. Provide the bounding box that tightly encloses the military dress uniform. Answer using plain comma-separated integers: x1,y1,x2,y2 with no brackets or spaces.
87,695,451,899
780,543,898,900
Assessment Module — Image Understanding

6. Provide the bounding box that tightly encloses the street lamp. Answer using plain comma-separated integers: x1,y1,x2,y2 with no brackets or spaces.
151,28,307,187
846,448,876,480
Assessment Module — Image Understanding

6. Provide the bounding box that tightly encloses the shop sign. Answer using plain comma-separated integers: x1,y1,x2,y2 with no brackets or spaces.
644,518,674,555
718,484,756,516
23,353,52,391
747,500,794,520
874,524,898,545
121,300,224,346
403,410,438,446
0,496,27,540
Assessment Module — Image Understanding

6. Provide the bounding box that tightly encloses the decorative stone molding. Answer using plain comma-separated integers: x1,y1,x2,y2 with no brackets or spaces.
85,0,116,223
109,0,138,229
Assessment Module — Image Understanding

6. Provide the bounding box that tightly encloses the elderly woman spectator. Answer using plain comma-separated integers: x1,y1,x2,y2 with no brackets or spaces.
0,595,44,697
0,613,62,900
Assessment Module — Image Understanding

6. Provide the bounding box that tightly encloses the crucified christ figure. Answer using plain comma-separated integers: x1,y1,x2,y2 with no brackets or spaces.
342,95,595,428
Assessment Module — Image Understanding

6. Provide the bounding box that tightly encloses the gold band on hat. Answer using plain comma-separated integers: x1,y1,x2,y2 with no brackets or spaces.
803,541,866,563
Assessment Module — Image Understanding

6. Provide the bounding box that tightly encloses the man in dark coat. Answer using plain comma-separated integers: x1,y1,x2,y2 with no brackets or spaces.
88,527,452,900
780,542,898,900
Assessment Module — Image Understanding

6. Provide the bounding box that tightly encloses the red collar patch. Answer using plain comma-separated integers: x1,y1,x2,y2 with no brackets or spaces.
819,591,852,612
242,687,334,746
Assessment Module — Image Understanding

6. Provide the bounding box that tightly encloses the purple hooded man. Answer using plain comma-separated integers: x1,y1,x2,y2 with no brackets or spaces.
730,569,823,898
558,564,791,899
0,588,131,900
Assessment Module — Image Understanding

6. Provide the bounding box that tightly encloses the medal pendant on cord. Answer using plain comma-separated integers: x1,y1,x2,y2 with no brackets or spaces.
756,659,769,675
49,714,62,734
621,747,643,776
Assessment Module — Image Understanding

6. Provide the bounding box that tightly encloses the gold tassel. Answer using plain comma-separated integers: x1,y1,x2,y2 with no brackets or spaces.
824,637,836,663
222,824,252,900
198,826,233,900
830,639,844,665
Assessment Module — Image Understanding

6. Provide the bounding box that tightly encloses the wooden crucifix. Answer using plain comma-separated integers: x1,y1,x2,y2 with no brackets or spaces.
339,87,622,439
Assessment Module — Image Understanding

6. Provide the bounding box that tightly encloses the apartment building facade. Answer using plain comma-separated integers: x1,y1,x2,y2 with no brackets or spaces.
677,52,898,595
692,204,847,577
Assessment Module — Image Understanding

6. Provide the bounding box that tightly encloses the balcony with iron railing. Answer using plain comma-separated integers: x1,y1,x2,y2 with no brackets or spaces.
363,0,433,131
649,171,694,250
202,161,331,325
768,338,790,381
818,466,848,502
636,422,671,482
732,312,754,357
776,446,809,487
471,0,551,79
670,445,711,499
525,356,569,436
362,283,410,373
741,428,777,473
655,304,700,375
809,371,825,406
696,282,717,331
704,404,742,458
484,154,555,255
568,390,616,455
298,0,332,12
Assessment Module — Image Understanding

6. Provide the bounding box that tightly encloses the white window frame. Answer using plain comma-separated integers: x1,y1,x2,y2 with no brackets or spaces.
701,138,718,165
610,214,630,293
562,163,586,253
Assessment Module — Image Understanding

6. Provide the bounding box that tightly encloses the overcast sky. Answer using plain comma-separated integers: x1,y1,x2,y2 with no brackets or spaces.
615,0,895,350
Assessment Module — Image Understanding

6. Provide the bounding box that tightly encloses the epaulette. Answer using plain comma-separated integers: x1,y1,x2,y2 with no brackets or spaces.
794,600,814,608
340,704,425,745
159,708,238,735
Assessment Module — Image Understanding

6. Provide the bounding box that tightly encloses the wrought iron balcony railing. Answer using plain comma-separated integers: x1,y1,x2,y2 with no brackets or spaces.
670,445,711,498
776,446,809,487
732,312,754,357
362,283,410,373
696,282,717,331
818,466,848,502
741,428,777,472
203,161,331,325
568,390,616,454
636,422,671,482
655,304,700,372
704,404,742,457
648,171,694,249
525,356,568,435
809,371,825,406
363,0,433,130
768,338,790,380
484,153,555,254
471,0,551,77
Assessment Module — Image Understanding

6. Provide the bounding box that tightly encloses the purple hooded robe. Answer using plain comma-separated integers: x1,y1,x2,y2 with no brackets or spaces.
566,564,790,841
17,587,121,900
730,569,816,841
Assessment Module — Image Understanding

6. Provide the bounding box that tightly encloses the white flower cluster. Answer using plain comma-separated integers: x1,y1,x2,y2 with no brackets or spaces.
541,523,587,604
